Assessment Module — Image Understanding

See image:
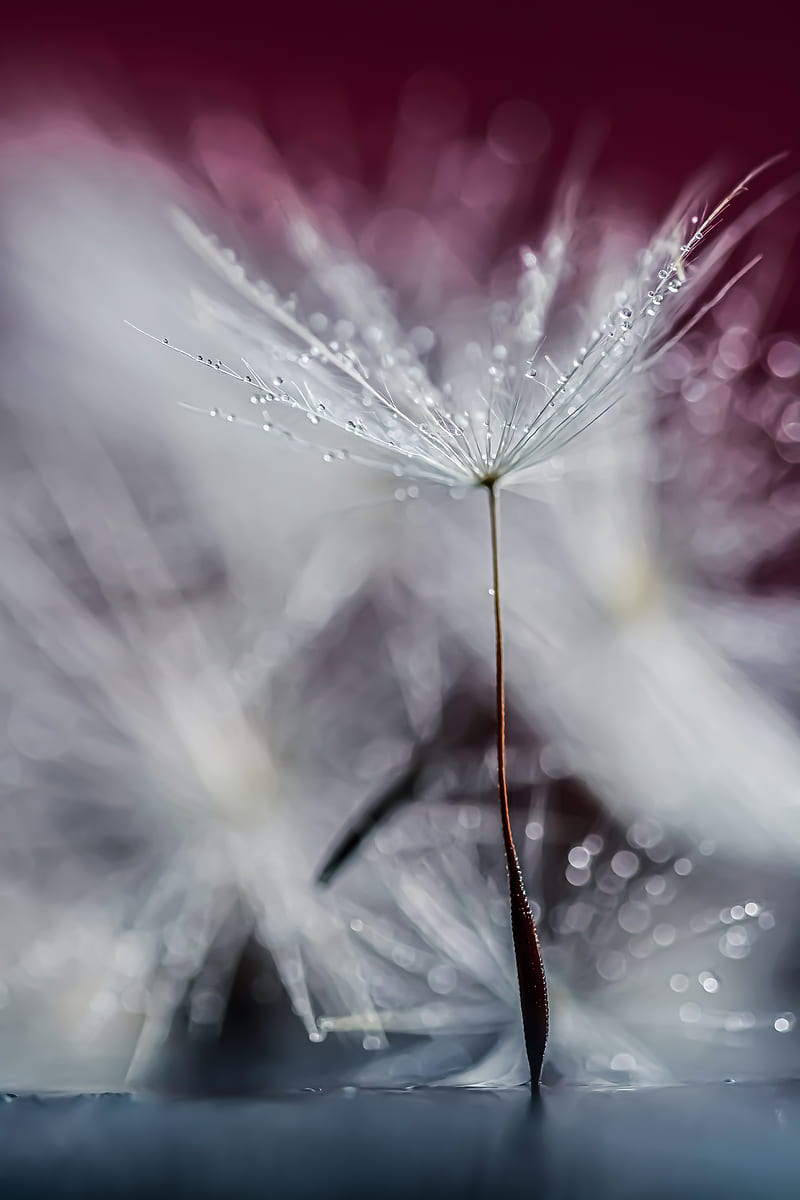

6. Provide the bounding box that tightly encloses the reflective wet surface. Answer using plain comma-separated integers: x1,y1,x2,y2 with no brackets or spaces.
1,1081,799,1198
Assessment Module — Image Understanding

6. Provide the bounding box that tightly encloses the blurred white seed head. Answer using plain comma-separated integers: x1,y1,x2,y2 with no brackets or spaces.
1,98,799,1093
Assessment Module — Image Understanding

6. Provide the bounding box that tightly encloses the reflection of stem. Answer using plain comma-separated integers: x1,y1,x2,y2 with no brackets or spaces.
486,481,549,1086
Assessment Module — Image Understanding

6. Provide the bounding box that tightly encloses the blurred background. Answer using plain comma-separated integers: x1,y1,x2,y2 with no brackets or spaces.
1,0,800,1108
3,0,799,228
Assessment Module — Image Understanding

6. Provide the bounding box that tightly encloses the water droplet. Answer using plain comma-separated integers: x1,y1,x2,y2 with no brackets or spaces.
272,377,284,387
458,806,481,830
611,850,639,879
596,951,627,982
363,1034,382,1051
428,965,457,995
629,818,663,849
699,970,720,994
618,901,650,934
645,875,666,897
719,928,751,959
566,864,591,887
568,846,591,870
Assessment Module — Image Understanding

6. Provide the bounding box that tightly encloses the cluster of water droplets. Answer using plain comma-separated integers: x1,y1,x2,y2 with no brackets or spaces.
135,171,757,494
651,272,800,583
306,785,795,1085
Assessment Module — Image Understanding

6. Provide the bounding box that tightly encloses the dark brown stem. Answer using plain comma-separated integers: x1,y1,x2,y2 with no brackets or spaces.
486,480,549,1086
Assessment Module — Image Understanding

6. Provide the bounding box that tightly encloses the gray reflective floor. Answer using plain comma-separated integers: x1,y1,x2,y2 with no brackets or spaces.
1,1081,799,1199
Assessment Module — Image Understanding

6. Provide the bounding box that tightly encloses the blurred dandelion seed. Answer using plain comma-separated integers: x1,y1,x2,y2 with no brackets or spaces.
138,159,782,1086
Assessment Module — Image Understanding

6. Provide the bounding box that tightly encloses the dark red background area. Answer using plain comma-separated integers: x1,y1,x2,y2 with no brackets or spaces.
2,1,799,316
2,1,797,184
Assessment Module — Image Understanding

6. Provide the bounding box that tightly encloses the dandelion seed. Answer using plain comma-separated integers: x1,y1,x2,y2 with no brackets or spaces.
137,158,783,1086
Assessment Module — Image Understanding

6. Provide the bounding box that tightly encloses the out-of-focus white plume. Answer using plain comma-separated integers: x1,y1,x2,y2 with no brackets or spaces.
1,98,799,1094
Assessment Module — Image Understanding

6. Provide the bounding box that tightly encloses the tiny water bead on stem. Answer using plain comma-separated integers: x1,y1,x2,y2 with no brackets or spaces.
140,163,783,1086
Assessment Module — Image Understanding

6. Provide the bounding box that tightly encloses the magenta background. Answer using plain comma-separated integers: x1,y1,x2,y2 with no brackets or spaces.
2,2,797,185
1,0,798,328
